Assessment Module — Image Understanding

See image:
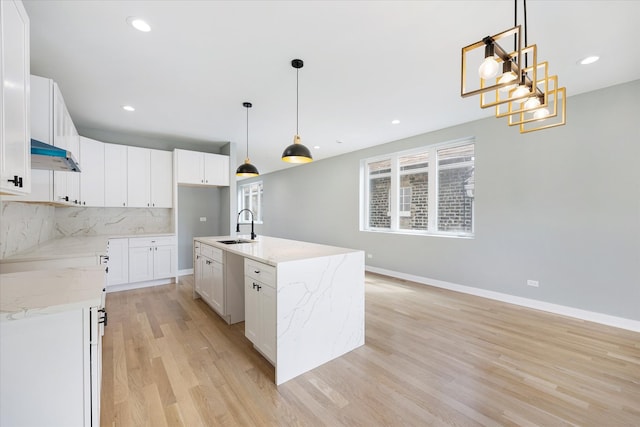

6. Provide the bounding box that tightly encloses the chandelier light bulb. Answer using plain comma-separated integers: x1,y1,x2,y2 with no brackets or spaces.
524,97,541,110
533,108,550,120
478,57,500,80
498,71,517,93
511,84,530,102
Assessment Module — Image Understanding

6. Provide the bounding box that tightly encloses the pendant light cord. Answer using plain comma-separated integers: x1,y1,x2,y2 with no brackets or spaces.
296,67,299,135
246,106,249,158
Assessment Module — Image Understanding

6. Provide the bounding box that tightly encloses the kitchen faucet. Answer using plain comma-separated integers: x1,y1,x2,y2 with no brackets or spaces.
236,209,256,240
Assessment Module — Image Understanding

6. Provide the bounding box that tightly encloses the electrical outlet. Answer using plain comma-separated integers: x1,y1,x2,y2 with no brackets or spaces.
527,280,539,287
199,217,206,222
367,253,373,259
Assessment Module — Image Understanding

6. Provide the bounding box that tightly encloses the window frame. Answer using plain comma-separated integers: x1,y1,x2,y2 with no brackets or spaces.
237,180,264,224
360,137,474,238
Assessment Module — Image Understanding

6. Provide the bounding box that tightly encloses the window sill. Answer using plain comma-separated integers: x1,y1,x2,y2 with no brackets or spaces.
361,229,474,239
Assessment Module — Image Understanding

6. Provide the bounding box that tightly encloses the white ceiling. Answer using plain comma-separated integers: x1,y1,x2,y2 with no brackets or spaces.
23,0,640,175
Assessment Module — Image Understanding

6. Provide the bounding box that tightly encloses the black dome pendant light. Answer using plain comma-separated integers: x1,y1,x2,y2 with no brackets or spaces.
236,102,259,177
282,59,313,164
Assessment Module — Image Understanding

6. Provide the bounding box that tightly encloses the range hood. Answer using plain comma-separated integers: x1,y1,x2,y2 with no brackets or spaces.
31,139,81,172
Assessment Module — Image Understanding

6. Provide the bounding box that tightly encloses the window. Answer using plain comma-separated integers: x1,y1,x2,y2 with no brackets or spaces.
238,181,263,223
361,138,474,236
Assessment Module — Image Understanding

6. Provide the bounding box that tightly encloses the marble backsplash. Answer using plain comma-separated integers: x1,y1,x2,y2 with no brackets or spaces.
0,202,56,259
54,207,173,237
0,202,173,259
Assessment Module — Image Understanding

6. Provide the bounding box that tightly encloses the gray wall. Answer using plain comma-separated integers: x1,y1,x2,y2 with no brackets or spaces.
247,80,640,321
177,186,223,270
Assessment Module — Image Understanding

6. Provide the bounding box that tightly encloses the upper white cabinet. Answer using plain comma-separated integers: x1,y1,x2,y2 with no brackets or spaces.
175,149,228,186
79,137,105,207
127,147,172,208
126,146,150,208
0,0,30,196
22,75,79,205
104,143,128,207
150,149,173,208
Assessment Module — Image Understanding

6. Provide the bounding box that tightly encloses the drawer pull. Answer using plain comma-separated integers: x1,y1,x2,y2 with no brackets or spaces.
254,270,260,274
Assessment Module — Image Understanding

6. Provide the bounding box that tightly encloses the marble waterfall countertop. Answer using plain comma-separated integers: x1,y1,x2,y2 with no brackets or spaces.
195,235,361,266
0,233,176,263
0,266,105,321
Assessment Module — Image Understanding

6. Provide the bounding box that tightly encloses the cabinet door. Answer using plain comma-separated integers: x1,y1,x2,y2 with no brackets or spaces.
209,260,224,315
104,143,128,207
66,123,80,204
200,257,214,301
107,238,129,286
128,246,154,283
175,149,204,185
79,137,105,207
194,254,203,295
204,153,229,186
259,284,277,363
127,146,150,207
153,244,176,279
244,277,259,345
52,83,69,203
150,149,172,208
0,0,30,196
0,309,86,427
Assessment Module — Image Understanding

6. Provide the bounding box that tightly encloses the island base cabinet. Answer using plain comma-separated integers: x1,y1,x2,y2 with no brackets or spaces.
244,276,275,363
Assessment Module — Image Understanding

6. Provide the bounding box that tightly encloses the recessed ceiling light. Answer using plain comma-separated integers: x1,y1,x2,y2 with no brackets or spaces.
126,17,151,32
391,119,400,125
313,146,320,150
122,105,135,112
578,55,599,65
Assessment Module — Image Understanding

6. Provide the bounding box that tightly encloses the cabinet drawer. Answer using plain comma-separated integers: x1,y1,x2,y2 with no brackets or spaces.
245,258,276,287
200,244,223,262
129,236,176,248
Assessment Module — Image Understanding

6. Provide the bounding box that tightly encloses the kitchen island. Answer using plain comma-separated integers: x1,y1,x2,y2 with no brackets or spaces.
193,235,365,385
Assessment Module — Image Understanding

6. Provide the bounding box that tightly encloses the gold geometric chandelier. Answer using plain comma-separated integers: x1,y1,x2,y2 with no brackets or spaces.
461,0,565,133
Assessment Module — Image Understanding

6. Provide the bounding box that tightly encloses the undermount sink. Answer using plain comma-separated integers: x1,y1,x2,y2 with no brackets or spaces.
217,239,256,245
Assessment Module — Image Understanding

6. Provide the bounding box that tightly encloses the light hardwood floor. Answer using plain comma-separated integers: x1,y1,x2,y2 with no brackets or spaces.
100,273,640,426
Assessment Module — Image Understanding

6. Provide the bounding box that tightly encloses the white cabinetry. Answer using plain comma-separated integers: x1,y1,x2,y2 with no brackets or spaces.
0,301,105,427
175,149,229,186
79,136,105,206
244,258,276,364
150,149,173,208
126,146,150,207
194,243,225,315
128,236,176,283
21,75,79,204
127,147,173,208
106,238,129,286
104,143,128,207
0,0,30,196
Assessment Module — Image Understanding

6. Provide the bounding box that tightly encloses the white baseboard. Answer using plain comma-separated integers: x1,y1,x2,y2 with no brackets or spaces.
105,277,175,293
178,268,194,276
366,266,640,333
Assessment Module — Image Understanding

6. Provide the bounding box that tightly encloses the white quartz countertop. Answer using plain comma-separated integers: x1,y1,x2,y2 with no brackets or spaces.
0,233,175,263
0,266,105,321
194,235,362,266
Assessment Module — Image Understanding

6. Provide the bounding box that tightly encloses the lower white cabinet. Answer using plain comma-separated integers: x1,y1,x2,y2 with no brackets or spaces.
107,238,129,286
244,258,276,364
194,243,225,315
0,304,104,427
106,236,176,289
128,236,177,283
